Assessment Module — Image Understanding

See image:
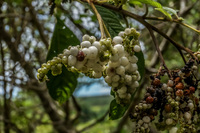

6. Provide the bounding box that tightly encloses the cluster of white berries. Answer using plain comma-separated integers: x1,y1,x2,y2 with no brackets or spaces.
37,28,141,105
105,28,141,104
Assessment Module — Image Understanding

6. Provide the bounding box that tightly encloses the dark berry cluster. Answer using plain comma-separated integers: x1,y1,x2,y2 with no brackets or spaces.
130,59,200,133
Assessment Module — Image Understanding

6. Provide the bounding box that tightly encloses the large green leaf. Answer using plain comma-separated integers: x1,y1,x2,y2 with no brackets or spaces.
46,17,79,103
96,5,124,38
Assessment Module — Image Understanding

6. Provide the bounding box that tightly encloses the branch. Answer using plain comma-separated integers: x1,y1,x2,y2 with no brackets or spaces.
58,5,94,36
147,26,169,72
1,42,11,133
0,118,24,133
144,17,200,35
71,95,82,124
142,4,148,18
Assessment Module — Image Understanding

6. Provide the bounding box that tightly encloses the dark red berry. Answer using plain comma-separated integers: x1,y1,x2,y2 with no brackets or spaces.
165,104,172,113
149,115,154,120
150,109,158,116
152,78,160,86
184,89,190,95
175,82,184,90
146,96,154,103
76,51,85,61
189,86,195,93
174,77,181,84
195,97,199,105
176,89,183,97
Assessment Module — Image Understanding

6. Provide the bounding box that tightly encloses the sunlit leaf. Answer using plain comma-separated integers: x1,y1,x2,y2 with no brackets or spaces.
129,0,172,20
129,0,162,8
109,100,127,120
155,8,172,20
163,7,179,18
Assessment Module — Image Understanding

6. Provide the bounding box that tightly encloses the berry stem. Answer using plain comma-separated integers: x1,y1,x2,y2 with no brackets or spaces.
147,26,170,77
102,21,111,38
87,0,106,39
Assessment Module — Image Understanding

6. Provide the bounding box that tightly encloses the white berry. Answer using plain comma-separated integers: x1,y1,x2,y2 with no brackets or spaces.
81,41,91,48
134,45,141,52
70,47,78,56
166,118,173,125
68,55,77,66
125,28,131,35
88,46,98,59
120,57,129,66
92,41,101,50
112,75,120,82
169,127,178,133
82,48,90,59
82,34,90,41
113,36,123,45
118,31,125,37
105,76,112,84
116,66,125,76
129,55,138,63
114,44,124,54
142,116,150,123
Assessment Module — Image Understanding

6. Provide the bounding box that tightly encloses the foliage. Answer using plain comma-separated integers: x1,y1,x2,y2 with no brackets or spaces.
46,17,79,103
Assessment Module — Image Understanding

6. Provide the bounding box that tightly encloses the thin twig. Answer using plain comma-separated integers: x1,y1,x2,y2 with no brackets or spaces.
147,27,168,70
144,17,200,35
102,21,111,38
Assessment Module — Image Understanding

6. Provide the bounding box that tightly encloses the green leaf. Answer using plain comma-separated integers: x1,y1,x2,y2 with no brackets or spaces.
129,0,172,20
129,1,143,7
155,8,172,20
55,0,62,5
109,100,128,120
96,5,124,38
135,51,145,82
46,17,79,103
163,7,179,18
129,0,162,8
